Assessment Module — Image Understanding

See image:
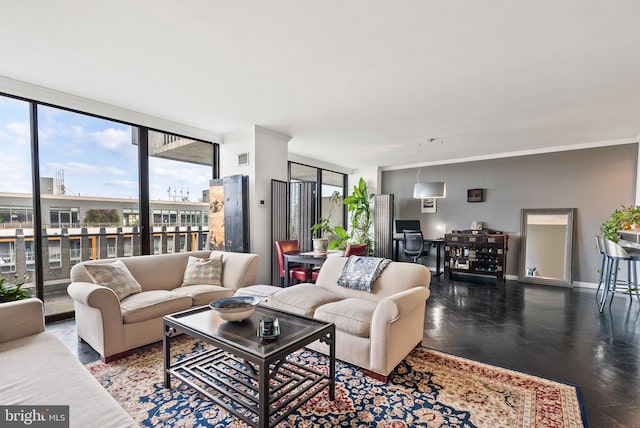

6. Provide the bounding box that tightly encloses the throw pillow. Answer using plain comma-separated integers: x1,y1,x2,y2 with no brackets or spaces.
84,259,142,300
181,255,223,287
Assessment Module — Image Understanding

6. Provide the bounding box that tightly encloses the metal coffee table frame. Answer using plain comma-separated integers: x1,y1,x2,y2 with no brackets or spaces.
163,305,335,428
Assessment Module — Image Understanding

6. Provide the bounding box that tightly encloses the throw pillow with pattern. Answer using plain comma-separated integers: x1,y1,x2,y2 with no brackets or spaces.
181,255,223,287
84,259,142,300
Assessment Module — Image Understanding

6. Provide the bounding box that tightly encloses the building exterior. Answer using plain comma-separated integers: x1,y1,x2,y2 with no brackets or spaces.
0,191,209,289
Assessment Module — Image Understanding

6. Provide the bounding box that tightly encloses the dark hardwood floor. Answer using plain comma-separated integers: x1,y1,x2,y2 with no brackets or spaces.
47,276,640,427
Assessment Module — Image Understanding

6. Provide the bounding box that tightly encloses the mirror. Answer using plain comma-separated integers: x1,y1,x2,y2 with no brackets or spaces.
518,208,575,287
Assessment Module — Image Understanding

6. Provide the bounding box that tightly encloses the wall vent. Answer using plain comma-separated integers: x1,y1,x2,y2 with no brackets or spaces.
238,152,249,166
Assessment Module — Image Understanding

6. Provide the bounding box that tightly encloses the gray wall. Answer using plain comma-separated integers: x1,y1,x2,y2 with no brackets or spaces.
381,144,637,283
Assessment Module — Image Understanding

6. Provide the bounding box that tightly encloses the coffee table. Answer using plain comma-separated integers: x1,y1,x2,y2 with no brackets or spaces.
163,304,335,428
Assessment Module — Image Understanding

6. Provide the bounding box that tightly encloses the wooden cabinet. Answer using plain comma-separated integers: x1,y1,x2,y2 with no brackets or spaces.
444,233,508,282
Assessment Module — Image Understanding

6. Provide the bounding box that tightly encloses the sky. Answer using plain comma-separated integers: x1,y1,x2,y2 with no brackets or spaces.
0,95,212,202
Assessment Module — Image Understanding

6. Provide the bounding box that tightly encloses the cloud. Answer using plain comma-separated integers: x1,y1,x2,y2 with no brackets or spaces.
88,127,131,150
0,157,32,193
104,179,139,191
0,121,30,146
47,161,129,177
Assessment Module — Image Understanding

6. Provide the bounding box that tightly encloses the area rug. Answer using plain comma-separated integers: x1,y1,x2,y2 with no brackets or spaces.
86,337,586,427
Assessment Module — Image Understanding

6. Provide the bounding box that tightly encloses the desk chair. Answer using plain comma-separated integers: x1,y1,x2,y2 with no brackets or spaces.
275,240,311,286
403,230,429,264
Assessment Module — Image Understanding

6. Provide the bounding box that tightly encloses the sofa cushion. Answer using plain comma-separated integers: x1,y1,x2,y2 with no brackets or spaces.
181,255,223,287
171,284,233,306
120,290,192,324
84,259,142,300
268,284,342,317
0,332,137,427
314,298,377,338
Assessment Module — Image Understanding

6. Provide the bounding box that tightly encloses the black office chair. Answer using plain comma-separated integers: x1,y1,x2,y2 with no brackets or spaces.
403,230,430,264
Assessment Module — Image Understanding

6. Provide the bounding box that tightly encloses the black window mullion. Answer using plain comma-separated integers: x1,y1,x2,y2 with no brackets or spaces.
29,102,44,302
138,127,151,255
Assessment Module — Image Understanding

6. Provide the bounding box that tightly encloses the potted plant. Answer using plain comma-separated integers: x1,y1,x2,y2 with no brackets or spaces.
600,205,640,242
343,177,375,255
0,274,31,303
329,225,350,253
310,191,343,253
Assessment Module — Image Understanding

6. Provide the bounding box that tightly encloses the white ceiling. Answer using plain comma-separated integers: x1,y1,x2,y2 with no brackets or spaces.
1,0,639,171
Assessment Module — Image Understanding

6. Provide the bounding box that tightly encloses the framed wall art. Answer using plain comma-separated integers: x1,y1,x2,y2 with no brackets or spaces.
467,188,484,203
421,197,437,213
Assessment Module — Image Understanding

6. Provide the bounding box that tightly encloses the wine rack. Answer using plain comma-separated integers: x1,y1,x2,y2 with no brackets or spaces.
444,233,508,282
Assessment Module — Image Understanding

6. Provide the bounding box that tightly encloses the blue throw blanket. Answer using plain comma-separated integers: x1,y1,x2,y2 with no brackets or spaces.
336,256,392,292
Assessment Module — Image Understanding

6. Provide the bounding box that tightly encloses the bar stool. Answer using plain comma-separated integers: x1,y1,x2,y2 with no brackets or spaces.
594,236,607,303
599,238,639,312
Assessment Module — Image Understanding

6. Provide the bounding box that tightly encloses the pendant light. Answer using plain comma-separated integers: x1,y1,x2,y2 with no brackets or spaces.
413,139,446,198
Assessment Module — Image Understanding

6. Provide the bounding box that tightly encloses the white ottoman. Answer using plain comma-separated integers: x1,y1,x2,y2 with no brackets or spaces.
234,284,282,302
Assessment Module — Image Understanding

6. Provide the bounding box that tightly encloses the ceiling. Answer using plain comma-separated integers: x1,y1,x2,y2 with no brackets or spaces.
1,1,639,171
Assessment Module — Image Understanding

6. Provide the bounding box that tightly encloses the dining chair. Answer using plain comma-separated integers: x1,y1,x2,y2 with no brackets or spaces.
311,243,369,282
275,240,311,286
344,243,367,257
402,230,429,264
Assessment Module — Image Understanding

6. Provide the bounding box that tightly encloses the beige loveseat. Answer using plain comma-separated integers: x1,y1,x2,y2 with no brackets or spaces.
0,298,136,428
68,250,259,361
267,256,430,380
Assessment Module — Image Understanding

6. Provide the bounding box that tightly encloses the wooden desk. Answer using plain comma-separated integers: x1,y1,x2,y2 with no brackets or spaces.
283,251,329,287
392,236,444,277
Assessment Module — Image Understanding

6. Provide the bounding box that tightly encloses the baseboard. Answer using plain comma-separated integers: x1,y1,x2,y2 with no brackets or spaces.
572,281,598,289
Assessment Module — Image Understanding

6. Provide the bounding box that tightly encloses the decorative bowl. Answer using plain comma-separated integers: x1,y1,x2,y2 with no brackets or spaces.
209,296,259,322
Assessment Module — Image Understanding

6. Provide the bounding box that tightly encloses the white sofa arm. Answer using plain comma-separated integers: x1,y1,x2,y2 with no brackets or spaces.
67,282,122,317
0,298,45,344
372,286,430,325
370,286,430,376
212,251,260,291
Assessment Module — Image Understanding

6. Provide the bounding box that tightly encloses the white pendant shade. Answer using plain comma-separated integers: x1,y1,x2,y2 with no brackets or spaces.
413,182,446,199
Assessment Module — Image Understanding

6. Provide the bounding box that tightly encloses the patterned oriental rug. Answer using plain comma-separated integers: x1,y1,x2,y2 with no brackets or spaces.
86,336,587,427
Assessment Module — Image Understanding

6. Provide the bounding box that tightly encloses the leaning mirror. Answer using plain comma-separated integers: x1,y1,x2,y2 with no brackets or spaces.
518,208,575,287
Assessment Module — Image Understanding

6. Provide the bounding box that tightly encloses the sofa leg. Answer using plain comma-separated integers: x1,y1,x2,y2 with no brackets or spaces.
102,351,130,363
364,370,388,383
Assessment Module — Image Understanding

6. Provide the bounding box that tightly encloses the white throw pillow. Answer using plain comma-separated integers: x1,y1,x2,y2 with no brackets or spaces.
182,255,223,287
84,259,142,300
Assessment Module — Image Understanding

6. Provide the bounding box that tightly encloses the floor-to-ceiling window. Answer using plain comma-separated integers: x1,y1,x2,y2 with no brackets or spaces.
37,105,138,316
147,130,212,255
288,162,347,250
0,92,218,321
0,95,33,293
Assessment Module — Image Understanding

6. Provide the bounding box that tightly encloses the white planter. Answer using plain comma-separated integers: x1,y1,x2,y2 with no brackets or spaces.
312,238,328,253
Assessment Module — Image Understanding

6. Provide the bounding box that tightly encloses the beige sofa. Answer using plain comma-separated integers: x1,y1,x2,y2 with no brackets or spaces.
267,257,431,380
68,250,259,361
0,298,136,428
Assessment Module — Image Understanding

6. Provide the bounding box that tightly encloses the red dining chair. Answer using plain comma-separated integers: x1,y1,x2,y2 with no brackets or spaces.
344,243,367,257
311,244,368,282
275,240,312,286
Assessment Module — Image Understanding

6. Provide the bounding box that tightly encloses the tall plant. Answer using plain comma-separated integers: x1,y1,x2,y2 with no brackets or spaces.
343,178,375,254
310,191,343,237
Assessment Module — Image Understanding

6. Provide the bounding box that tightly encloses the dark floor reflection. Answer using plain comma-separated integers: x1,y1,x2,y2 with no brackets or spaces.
425,278,640,428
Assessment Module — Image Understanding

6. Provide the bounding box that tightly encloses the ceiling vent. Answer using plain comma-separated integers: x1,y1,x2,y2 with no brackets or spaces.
238,152,249,166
